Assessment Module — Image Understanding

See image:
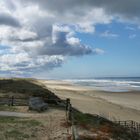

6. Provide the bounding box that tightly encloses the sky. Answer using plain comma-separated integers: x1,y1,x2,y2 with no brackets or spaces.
0,0,140,79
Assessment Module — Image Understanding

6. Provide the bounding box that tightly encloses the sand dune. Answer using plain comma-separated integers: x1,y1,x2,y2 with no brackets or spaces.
39,80,140,122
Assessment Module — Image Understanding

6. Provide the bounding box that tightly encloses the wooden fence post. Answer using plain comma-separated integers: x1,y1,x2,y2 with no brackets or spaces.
125,121,126,127
69,103,72,121
66,98,70,121
66,98,70,111
8,97,11,106
11,96,14,106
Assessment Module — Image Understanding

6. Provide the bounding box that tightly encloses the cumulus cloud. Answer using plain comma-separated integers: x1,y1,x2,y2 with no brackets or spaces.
0,0,139,76
0,53,64,74
36,25,93,56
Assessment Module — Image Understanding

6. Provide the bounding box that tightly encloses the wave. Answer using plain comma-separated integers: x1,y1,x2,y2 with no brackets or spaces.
64,78,140,92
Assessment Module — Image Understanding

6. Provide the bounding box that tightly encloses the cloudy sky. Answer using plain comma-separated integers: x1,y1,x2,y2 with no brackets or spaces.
0,0,140,79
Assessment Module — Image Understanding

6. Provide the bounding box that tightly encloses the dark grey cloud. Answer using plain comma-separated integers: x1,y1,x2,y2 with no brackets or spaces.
42,43,92,56
0,13,20,27
25,0,140,23
37,28,93,56
40,37,92,56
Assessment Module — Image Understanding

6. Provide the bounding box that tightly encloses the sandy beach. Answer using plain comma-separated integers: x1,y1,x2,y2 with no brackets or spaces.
39,80,140,123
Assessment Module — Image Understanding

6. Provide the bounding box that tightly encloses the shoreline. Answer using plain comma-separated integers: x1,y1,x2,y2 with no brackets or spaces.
38,80,140,122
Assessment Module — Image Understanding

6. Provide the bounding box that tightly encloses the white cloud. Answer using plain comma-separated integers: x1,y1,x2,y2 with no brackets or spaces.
125,26,135,31
0,52,64,74
100,30,119,38
67,37,80,46
129,34,136,39
93,48,105,55
14,29,38,41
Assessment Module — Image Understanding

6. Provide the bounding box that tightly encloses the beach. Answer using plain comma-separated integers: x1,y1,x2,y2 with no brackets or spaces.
39,80,140,122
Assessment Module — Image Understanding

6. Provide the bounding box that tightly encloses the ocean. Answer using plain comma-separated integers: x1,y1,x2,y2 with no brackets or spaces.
64,77,140,92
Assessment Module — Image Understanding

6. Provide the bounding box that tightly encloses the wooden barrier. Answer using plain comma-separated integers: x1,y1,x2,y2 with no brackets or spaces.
0,97,66,106
0,97,28,106
114,120,140,134
66,98,79,140
65,98,140,139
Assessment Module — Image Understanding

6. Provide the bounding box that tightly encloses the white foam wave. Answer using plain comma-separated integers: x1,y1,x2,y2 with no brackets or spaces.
64,78,140,92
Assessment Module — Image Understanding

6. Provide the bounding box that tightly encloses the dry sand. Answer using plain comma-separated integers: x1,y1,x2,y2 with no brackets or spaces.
39,80,140,123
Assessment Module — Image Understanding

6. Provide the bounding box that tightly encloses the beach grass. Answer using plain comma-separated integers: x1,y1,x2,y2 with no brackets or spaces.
0,116,43,140
73,110,140,140
0,78,58,99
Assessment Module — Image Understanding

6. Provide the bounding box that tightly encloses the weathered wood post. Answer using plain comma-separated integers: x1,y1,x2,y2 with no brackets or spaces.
8,97,11,106
131,121,134,131
11,96,14,106
70,104,79,140
66,98,70,121
69,103,72,121
66,98,70,111
139,124,140,133
125,121,126,127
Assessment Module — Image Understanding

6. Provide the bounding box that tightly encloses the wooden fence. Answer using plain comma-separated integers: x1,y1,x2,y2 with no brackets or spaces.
114,120,140,134
65,99,140,139
0,96,65,106
0,97,28,106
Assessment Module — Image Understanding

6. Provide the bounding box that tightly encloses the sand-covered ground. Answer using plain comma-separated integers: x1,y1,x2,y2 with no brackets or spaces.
39,80,140,123
0,108,70,140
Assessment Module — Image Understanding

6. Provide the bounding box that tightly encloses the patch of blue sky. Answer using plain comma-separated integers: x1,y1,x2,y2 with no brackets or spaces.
60,21,140,78
0,44,12,53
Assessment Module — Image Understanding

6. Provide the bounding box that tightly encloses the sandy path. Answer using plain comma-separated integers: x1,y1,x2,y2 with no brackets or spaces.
0,111,33,117
0,108,67,118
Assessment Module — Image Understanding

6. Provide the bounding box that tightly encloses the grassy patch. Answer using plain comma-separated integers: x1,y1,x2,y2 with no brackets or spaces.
5,129,30,140
73,110,140,140
0,116,18,123
0,116,41,126
0,116,44,140
0,105,17,111
0,79,58,99
73,110,112,128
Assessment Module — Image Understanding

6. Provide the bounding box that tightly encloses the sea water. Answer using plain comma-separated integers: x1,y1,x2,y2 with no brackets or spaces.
64,77,140,92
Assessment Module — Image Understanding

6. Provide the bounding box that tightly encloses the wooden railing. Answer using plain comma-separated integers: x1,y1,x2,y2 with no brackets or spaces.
114,120,140,134
65,99,140,139
0,96,28,106
0,96,65,106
